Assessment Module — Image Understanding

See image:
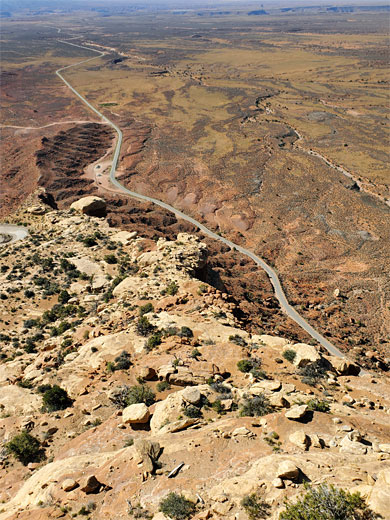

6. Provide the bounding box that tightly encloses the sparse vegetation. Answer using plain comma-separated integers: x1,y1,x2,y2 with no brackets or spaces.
307,399,330,413
279,484,380,520
183,405,202,418
159,493,196,520
157,381,171,392
139,302,154,315
229,334,247,347
136,316,156,336
111,384,156,408
241,492,271,519
282,349,296,363
6,432,44,465
240,394,272,417
41,385,72,412
299,359,328,386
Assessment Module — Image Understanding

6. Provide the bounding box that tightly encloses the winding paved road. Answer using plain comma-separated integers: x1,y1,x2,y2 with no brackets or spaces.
56,39,355,362
0,224,29,244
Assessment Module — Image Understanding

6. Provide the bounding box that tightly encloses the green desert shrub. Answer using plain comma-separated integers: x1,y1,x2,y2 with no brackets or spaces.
42,385,72,412
136,316,156,336
145,331,162,351
178,326,193,339
165,281,179,296
159,492,196,520
306,399,330,413
58,290,70,304
229,334,247,347
241,492,271,519
183,405,202,419
156,381,171,392
6,432,44,465
139,303,154,316
240,394,272,417
237,359,254,373
299,359,328,386
125,385,156,407
282,349,296,363
279,484,380,520
112,350,132,371
104,254,117,264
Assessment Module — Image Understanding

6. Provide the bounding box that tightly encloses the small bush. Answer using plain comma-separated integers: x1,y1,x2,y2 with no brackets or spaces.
212,399,225,414
240,394,272,417
307,399,330,413
282,349,296,363
42,385,72,412
126,385,156,407
241,492,271,519
139,303,154,316
113,350,132,371
136,316,156,336
178,326,193,339
190,348,201,359
183,405,202,418
58,290,70,304
279,483,380,520
145,331,162,351
197,284,208,295
83,236,97,247
237,359,254,373
104,254,117,264
6,432,44,465
299,359,328,386
159,492,196,520
157,381,171,392
229,334,247,347
165,282,178,296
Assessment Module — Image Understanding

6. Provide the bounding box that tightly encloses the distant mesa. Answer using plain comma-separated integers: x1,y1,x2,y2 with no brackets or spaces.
248,9,268,15
70,196,107,217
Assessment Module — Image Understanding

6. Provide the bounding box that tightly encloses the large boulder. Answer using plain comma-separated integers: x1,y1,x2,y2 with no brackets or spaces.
326,356,360,376
276,460,300,480
182,387,202,405
134,439,161,473
368,469,390,517
150,391,185,433
290,344,321,368
80,475,103,494
122,403,150,424
70,196,106,217
289,431,310,450
285,405,308,421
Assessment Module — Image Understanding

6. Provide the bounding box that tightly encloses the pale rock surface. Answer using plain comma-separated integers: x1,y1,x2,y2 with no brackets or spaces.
182,387,202,405
61,479,78,492
276,460,300,480
289,431,310,450
326,355,360,376
0,385,41,415
368,469,390,517
70,256,107,289
122,403,150,424
290,343,321,367
285,405,308,420
70,196,106,216
257,335,291,348
111,230,137,244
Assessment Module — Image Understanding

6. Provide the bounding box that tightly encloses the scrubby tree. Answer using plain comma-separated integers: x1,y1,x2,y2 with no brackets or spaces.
7,432,44,465
279,484,380,520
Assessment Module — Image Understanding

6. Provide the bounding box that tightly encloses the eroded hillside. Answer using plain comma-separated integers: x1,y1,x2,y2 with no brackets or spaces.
0,195,389,520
